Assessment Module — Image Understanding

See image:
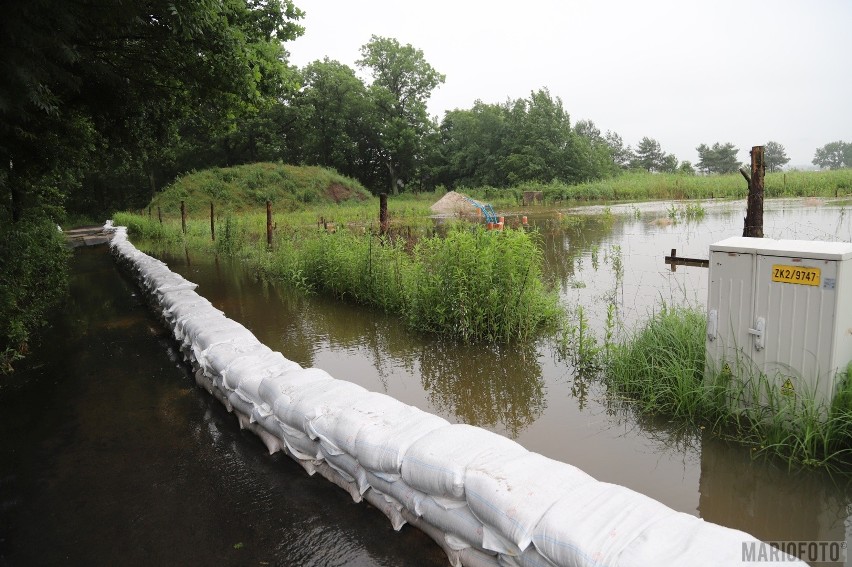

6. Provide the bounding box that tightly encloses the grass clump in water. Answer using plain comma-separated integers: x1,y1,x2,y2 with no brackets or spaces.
605,304,852,471
407,226,560,342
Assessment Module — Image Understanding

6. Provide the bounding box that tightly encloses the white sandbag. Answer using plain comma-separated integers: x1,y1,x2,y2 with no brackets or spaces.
419,496,486,552
192,321,256,352
465,452,595,554
458,547,501,567
222,350,298,396
228,391,254,421
258,367,335,408
309,392,451,477
173,310,231,342
285,380,370,435
251,410,321,461
274,376,368,435
362,487,406,531
497,548,556,567
314,461,362,503
194,368,215,394
319,447,370,495
402,424,528,499
401,508,464,567
532,481,676,567
308,391,407,458
197,340,270,379
365,471,429,517
236,415,283,455
617,512,806,567
163,293,217,322
211,386,233,412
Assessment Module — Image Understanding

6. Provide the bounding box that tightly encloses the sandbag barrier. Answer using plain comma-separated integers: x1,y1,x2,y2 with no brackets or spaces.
105,223,803,567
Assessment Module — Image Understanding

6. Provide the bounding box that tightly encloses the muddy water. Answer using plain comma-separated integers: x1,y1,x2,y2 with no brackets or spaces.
0,246,445,566
3,199,850,565
148,198,852,556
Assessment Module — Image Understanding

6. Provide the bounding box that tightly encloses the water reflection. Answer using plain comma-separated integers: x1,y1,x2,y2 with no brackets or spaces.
417,340,546,437
700,432,850,564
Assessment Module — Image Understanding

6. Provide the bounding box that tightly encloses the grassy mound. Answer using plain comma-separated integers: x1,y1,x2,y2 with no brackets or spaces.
148,163,372,216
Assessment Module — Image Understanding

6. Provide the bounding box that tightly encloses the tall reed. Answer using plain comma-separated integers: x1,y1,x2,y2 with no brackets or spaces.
606,304,852,470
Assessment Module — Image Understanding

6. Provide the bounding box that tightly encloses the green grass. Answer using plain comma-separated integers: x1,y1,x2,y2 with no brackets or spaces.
458,169,852,205
605,305,852,471
144,163,372,217
116,212,561,343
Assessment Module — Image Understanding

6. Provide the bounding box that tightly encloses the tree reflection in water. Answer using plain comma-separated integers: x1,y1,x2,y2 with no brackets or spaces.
417,340,546,438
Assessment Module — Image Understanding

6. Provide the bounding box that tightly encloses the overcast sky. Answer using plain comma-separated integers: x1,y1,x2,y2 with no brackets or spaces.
286,0,852,168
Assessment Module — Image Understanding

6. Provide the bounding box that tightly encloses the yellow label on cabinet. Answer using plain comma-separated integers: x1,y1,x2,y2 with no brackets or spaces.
771,265,820,286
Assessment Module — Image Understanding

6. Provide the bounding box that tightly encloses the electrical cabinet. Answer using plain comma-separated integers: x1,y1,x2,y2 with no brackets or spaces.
706,237,852,407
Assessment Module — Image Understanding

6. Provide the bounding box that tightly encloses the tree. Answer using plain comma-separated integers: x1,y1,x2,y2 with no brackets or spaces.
1,0,305,219
605,131,633,170
630,137,676,173
436,101,508,188
678,160,696,175
503,89,583,184
696,142,740,174
764,141,790,173
812,141,850,170
357,36,445,194
292,59,372,182
0,0,304,372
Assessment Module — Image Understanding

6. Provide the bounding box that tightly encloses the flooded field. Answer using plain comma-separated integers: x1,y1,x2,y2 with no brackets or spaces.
152,198,852,552
2,198,850,565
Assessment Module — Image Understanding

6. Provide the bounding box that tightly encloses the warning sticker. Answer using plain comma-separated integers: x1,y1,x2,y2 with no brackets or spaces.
781,378,795,397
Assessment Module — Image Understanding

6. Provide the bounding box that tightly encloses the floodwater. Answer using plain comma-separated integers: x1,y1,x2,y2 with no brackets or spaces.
0,246,446,566
2,198,851,565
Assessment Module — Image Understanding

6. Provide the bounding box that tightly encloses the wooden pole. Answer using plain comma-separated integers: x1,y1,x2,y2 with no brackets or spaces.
379,193,388,236
210,202,215,241
266,200,272,247
743,146,764,238
158,206,162,225
180,201,186,235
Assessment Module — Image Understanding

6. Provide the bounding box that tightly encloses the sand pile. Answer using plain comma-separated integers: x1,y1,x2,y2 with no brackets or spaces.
430,191,479,214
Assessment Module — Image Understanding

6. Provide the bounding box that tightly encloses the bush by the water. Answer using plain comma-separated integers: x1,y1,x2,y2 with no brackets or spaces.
0,219,70,374
250,225,561,343
606,305,852,470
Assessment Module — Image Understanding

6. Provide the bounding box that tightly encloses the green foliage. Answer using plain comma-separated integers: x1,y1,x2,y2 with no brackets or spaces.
407,226,560,342
129,215,560,343
434,91,618,191
630,137,677,173
518,169,852,203
764,141,791,173
148,163,371,216
357,35,446,195
696,142,741,174
812,141,852,170
0,218,70,374
0,0,305,219
606,305,852,470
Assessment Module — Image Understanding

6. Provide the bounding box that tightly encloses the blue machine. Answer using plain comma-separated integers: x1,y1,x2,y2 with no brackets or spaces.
464,197,498,224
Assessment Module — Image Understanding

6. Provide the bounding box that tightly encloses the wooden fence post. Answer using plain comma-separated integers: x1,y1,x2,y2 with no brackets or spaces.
266,200,272,247
742,146,764,238
158,206,162,224
180,201,186,235
379,193,388,236
210,202,215,242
